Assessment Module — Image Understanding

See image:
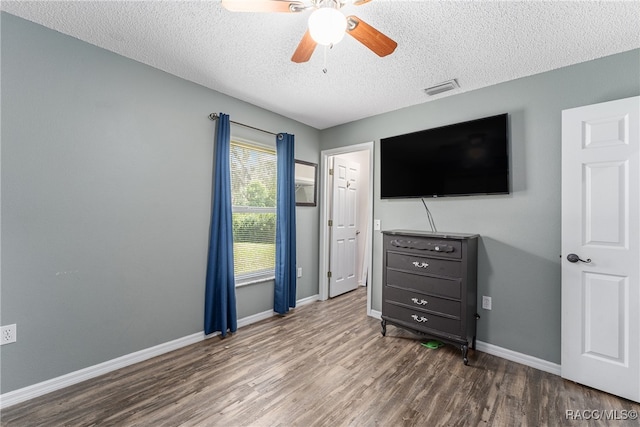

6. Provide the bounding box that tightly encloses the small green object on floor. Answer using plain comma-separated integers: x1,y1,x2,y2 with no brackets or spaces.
422,340,444,349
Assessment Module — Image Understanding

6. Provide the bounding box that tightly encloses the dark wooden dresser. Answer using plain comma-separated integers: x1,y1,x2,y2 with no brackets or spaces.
381,230,479,364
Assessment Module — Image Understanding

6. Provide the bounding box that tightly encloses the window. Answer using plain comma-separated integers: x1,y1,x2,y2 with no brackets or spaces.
230,140,277,285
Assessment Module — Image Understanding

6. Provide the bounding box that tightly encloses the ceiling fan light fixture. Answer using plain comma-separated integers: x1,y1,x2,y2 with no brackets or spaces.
308,8,347,46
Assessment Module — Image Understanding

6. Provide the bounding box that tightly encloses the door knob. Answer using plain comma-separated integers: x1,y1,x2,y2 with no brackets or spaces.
567,253,591,263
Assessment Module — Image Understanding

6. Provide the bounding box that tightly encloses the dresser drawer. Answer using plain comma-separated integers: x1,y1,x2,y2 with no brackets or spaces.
387,252,462,278
384,285,460,318
387,237,462,259
385,269,461,299
383,303,461,336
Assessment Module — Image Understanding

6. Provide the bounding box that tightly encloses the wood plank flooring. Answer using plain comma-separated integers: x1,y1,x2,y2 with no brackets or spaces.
2,287,639,426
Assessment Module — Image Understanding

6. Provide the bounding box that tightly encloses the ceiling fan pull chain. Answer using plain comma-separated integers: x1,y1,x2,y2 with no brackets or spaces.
322,43,335,74
323,44,328,73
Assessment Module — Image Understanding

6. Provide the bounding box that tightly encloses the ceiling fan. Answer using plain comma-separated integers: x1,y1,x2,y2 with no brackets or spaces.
221,0,398,63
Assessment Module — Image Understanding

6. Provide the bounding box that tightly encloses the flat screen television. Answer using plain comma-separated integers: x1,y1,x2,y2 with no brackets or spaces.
380,113,509,198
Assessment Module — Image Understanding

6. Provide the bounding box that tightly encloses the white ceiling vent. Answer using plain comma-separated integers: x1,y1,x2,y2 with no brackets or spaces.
424,79,459,96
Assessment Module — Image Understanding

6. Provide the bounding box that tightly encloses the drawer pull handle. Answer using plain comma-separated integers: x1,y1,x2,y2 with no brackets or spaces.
411,314,428,323
412,261,429,269
411,298,428,305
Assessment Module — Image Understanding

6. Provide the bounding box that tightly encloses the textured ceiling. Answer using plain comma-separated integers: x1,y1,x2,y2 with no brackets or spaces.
2,0,639,129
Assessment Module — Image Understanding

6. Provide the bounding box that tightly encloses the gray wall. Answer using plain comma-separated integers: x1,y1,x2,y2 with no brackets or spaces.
0,13,320,394
320,48,640,364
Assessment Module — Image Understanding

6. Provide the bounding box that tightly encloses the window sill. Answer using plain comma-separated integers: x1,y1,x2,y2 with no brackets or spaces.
235,275,275,288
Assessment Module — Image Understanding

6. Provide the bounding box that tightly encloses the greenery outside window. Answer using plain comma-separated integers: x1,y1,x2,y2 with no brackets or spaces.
230,140,277,285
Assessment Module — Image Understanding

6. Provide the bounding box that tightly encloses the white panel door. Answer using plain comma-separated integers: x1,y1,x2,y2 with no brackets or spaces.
561,96,639,402
329,156,360,298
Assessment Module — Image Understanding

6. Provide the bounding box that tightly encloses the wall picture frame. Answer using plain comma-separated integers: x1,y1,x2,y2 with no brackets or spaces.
295,160,317,207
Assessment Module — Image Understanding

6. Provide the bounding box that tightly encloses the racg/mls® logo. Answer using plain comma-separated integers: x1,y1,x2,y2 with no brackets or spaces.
565,409,638,421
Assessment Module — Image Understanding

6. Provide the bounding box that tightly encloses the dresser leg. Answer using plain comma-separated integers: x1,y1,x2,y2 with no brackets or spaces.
381,319,387,336
462,344,469,365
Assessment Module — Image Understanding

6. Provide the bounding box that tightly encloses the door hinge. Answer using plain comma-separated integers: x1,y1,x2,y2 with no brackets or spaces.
328,219,333,227
329,168,334,176
328,271,332,278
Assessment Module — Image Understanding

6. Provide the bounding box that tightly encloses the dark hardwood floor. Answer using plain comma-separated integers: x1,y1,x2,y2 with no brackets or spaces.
2,287,639,426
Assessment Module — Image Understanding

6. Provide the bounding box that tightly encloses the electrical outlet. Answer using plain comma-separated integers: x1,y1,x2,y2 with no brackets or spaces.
1,324,17,345
374,219,381,231
482,296,492,310
297,267,303,278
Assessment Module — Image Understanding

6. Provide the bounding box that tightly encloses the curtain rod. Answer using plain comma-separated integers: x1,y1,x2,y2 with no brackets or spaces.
209,113,280,137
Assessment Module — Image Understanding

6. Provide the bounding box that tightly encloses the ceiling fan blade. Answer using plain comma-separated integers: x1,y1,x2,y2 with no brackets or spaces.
346,15,397,57
221,0,305,13
291,30,317,63
353,0,373,5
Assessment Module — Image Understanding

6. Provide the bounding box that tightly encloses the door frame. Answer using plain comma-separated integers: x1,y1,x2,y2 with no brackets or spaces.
318,142,374,316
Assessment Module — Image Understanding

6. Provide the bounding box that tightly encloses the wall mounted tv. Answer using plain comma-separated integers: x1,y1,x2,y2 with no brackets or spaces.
380,113,509,199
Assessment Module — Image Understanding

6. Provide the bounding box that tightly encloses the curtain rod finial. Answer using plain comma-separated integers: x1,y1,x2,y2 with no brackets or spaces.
209,113,218,121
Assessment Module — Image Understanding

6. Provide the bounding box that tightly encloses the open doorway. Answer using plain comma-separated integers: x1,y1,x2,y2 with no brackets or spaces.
318,142,374,316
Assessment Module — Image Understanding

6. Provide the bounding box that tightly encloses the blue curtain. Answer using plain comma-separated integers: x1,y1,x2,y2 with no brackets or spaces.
274,133,297,314
204,113,237,336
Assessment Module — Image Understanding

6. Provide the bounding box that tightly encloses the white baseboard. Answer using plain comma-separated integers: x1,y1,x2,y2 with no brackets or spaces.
0,294,320,410
0,332,205,410
366,312,560,376
475,340,561,375
296,294,320,307
236,310,274,329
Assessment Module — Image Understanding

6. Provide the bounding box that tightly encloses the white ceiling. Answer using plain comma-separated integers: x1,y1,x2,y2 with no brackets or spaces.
2,0,639,129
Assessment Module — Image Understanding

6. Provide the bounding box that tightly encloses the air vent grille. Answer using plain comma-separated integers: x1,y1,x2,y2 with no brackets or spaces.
424,79,459,96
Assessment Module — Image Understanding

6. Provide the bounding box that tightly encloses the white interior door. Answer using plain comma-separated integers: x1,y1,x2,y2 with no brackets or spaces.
329,156,360,298
561,96,639,402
